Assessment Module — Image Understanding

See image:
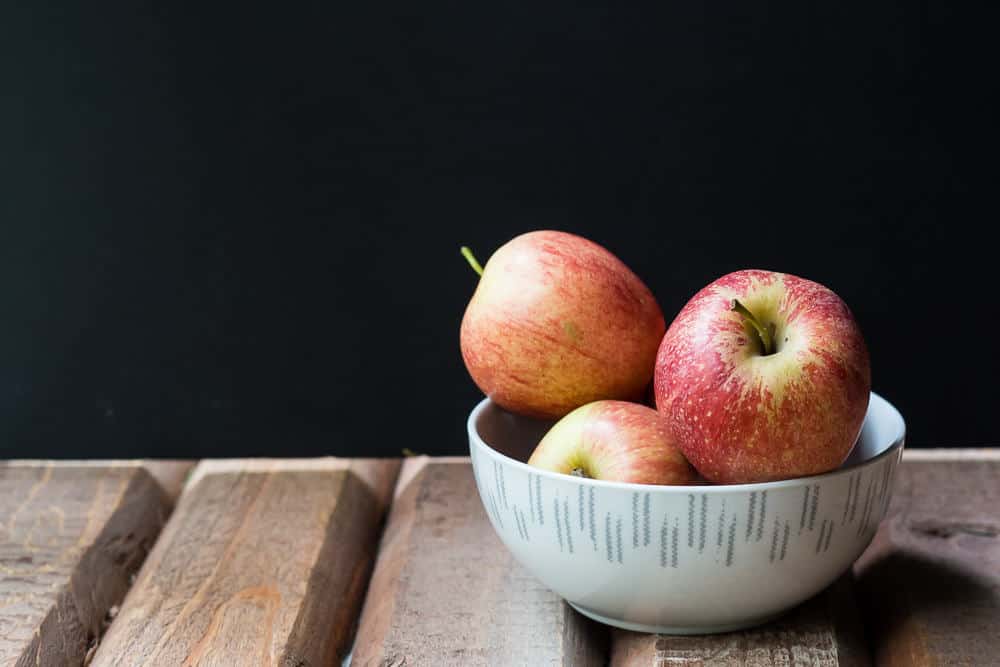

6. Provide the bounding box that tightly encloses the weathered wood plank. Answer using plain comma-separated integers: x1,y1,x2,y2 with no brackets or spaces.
351,457,609,666
5,459,195,505
854,457,1000,667
0,464,170,667
609,574,868,666
91,457,400,667
140,460,196,504
902,448,1000,461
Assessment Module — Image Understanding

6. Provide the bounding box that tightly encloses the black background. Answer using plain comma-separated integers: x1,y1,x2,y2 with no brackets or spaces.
2,1,995,458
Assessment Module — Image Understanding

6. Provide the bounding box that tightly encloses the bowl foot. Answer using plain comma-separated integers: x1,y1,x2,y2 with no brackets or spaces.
567,602,785,635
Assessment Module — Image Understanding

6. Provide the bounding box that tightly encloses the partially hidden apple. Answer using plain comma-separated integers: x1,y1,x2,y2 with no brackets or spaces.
460,231,665,419
654,270,871,484
528,400,697,485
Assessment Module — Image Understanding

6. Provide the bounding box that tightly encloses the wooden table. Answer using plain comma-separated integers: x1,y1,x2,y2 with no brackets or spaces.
1,450,996,666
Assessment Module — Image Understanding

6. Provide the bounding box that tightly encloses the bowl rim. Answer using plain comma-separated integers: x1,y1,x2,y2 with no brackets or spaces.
468,391,906,494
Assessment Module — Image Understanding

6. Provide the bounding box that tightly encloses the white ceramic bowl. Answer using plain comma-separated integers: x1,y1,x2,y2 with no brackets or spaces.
468,392,905,634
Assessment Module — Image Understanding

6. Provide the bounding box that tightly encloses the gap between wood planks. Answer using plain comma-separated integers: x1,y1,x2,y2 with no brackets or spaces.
0,462,176,666
344,451,998,667
1,458,403,667
88,457,400,666
5,450,995,666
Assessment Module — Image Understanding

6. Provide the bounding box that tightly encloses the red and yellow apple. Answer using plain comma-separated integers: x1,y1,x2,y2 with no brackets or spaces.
528,400,697,484
460,230,665,419
653,270,871,484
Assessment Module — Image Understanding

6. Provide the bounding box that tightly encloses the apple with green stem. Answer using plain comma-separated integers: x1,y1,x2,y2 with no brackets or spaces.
460,231,665,419
654,269,871,484
528,400,697,485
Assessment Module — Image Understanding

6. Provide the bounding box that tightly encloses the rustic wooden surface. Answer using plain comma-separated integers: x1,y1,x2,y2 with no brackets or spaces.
603,450,1000,666
141,460,196,504
2,450,998,666
902,448,1000,460
90,458,399,667
610,575,869,666
854,453,1000,667
5,459,195,505
351,457,609,667
0,463,170,667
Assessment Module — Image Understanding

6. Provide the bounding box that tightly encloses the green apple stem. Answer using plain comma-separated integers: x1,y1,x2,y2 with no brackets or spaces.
731,299,775,355
460,246,484,276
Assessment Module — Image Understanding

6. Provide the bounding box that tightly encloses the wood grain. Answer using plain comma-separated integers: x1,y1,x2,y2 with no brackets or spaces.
5,459,195,505
351,457,609,667
854,458,1000,666
902,448,1000,461
609,574,869,666
141,460,196,504
90,457,399,667
0,464,170,667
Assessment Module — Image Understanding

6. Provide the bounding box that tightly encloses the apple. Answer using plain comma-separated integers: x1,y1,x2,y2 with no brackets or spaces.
653,269,871,484
528,400,697,484
460,230,665,419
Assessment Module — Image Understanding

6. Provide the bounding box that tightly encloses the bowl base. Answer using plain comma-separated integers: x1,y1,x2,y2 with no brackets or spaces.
567,602,784,636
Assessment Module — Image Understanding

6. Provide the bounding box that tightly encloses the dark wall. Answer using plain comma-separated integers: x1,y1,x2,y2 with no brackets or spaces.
2,1,995,458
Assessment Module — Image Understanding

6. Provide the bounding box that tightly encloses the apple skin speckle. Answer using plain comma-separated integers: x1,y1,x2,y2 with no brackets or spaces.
653,270,871,484
528,400,698,485
461,231,665,419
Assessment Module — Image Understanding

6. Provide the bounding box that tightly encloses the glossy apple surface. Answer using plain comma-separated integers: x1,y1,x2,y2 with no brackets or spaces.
528,400,696,485
654,270,871,484
461,230,665,419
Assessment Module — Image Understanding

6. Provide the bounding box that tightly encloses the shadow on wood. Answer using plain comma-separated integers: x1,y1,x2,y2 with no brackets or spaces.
0,465,170,667
853,458,1000,667
856,545,998,666
351,458,609,666
90,458,400,667
610,574,869,666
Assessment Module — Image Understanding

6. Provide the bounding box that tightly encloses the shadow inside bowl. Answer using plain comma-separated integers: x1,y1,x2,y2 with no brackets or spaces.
476,395,891,471
475,404,555,463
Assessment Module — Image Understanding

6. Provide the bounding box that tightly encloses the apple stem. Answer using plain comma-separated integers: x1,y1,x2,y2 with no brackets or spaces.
460,246,484,277
571,467,590,478
732,299,775,355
